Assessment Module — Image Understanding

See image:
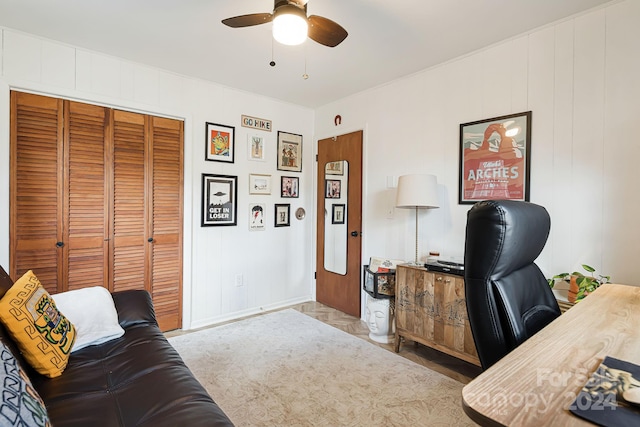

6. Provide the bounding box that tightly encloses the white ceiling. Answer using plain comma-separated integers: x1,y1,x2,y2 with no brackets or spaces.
0,0,612,108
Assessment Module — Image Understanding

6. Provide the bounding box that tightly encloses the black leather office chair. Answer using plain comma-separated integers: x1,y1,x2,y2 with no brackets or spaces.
464,200,561,370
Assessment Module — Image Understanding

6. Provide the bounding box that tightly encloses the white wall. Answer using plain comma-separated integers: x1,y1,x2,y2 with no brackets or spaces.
315,0,640,286
0,28,315,329
2,0,637,330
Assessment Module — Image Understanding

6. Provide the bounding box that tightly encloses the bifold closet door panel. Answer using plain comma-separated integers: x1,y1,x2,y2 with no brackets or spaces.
149,117,184,331
112,110,148,293
10,92,64,293
11,92,184,331
65,101,111,291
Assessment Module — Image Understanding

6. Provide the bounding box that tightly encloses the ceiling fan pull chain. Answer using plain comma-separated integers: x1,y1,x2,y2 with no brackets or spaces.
270,36,276,67
303,45,309,80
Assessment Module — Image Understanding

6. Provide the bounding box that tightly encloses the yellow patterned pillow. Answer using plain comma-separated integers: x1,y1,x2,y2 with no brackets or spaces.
0,270,76,378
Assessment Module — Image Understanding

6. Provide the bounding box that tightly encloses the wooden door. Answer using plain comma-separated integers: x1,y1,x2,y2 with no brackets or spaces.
316,130,363,317
10,92,63,293
65,100,111,290
10,92,183,331
148,116,184,331
111,110,148,293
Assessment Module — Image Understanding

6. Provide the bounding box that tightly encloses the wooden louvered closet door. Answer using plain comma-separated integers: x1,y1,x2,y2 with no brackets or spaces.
148,117,183,331
10,93,63,294
10,92,183,331
112,111,147,293
65,101,110,291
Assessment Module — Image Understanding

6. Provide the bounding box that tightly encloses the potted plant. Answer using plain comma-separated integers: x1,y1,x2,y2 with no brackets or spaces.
548,264,610,303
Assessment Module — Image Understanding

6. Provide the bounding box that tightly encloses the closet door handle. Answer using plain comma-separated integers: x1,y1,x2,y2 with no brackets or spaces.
56,241,64,247
148,237,154,243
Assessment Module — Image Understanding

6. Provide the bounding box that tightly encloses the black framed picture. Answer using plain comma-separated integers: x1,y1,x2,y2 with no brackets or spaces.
201,174,237,226
332,204,345,224
274,204,290,227
459,111,531,204
205,122,235,163
325,179,341,199
277,131,302,172
281,176,299,198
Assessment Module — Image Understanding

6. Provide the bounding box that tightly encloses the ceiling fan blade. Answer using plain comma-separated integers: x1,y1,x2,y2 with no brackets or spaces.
222,13,273,28
307,15,348,47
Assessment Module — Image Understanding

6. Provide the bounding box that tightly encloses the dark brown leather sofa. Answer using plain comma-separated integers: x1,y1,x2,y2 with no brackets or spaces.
0,268,234,427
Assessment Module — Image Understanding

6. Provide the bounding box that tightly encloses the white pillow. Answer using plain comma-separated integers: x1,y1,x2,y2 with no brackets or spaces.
52,286,125,353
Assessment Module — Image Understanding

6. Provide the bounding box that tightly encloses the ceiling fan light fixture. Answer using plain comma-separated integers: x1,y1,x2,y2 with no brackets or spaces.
272,4,308,46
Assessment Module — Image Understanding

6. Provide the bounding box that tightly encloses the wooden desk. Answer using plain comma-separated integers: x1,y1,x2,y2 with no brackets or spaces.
462,283,640,426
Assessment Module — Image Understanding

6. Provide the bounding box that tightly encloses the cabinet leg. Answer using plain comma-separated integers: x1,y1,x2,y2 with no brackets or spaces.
394,333,401,353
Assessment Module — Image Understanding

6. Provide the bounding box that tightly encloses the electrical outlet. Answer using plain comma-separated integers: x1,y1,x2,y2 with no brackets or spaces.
234,274,243,287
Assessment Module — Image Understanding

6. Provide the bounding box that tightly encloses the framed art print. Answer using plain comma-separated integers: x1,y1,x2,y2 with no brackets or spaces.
249,203,266,231
206,122,235,163
332,204,345,224
325,179,341,199
274,204,290,227
325,161,344,175
201,174,237,226
249,173,271,195
248,134,266,161
459,111,531,204
281,176,299,198
277,131,302,172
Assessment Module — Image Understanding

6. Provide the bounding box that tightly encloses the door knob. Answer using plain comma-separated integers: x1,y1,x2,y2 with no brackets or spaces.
148,237,154,243
56,241,64,247
350,231,359,237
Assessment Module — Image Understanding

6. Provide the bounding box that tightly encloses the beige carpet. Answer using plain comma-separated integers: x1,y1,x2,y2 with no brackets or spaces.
168,309,474,427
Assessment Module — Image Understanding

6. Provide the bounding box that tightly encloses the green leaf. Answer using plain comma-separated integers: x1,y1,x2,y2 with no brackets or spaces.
582,264,596,273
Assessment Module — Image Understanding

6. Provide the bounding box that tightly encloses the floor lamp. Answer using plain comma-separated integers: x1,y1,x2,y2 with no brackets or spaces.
395,174,440,265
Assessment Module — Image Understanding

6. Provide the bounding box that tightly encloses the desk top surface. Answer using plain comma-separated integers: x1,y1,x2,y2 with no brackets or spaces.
462,283,640,426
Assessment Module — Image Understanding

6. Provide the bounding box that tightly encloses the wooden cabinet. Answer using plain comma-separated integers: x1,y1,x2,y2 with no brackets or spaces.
10,91,183,331
394,264,480,366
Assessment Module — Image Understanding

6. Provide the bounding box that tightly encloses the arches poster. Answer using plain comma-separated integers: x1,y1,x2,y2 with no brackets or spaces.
459,111,531,204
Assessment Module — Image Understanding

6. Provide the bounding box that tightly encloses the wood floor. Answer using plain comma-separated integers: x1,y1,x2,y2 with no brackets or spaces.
168,301,483,385
291,301,482,385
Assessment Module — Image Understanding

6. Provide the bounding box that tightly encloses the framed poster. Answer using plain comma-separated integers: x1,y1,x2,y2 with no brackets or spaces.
277,131,302,172
249,173,271,195
249,203,266,231
201,174,237,226
274,204,290,227
332,204,345,224
248,134,266,161
459,111,532,204
325,179,341,199
325,161,344,175
206,122,235,163
281,176,299,198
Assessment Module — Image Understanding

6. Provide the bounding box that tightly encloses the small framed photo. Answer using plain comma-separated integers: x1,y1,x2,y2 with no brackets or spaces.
249,173,271,195
277,131,302,172
325,179,341,199
274,204,290,227
326,161,344,175
248,134,266,161
281,176,299,198
206,122,235,163
459,111,532,204
201,174,237,227
249,203,266,231
332,204,345,224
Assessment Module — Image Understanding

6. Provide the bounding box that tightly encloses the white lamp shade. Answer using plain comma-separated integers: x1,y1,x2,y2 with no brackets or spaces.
395,174,440,209
272,5,308,46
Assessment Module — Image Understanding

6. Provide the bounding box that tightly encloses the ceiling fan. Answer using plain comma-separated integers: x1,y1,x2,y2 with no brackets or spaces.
222,0,348,47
